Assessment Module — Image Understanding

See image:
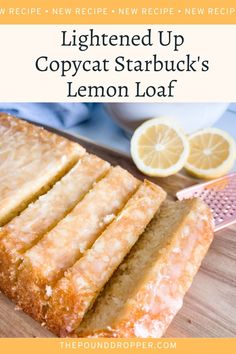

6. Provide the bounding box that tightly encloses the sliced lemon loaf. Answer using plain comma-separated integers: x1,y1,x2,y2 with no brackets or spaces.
46,180,166,336
0,114,85,226
16,167,140,321
0,154,110,298
76,199,214,338
0,115,214,339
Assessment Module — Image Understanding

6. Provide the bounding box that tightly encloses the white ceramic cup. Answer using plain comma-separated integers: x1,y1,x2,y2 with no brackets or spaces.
104,103,229,134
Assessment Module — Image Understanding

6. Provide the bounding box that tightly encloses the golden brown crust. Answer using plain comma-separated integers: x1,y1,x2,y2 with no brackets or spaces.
78,199,214,338
16,167,140,322
0,116,214,339
0,154,110,299
46,271,97,337
46,181,166,337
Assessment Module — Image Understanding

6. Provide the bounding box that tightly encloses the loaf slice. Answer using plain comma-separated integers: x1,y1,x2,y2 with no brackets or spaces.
16,166,140,321
0,154,110,298
0,114,85,226
46,180,166,336
77,199,214,338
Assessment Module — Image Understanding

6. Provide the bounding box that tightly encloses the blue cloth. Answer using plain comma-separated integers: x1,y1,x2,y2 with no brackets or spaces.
0,102,235,171
0,103,92,128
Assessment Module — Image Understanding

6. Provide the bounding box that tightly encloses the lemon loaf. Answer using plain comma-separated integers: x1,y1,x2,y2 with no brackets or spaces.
0,154,110,298
77,199,214,338
0,114,85,226
46,180,166,336
0,116,214,339
16,166,140,321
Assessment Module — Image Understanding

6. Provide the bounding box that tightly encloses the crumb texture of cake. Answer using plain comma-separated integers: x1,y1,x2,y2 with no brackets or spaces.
0,154,110,298
46,180,166,336
0,116,215,339
0,114,85,226
76,199,214,338
16,166,140,321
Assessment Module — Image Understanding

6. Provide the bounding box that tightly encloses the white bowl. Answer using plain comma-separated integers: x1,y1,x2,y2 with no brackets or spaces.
104,103,229,134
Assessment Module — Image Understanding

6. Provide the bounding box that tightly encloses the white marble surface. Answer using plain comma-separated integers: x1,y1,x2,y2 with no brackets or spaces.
69,103,236,171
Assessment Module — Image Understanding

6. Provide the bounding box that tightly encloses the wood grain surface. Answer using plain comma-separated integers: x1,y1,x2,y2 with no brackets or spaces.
0,124,235,338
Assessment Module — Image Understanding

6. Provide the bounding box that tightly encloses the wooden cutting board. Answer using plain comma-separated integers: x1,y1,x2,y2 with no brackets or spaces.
0,125,235,338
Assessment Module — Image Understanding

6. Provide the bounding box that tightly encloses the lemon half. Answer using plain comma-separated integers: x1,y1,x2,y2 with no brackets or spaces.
130,117,189,177
185,128,236,179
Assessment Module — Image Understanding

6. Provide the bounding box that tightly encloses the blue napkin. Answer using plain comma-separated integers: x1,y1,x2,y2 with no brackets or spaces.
0,103,93,129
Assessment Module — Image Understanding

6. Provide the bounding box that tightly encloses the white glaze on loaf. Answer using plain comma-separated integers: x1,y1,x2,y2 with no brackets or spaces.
46,180,166,336
0,154,110,298
0,115,85,226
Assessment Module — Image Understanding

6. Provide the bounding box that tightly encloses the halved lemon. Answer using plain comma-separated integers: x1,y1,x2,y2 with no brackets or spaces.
130,117,189,177
185,128,236,179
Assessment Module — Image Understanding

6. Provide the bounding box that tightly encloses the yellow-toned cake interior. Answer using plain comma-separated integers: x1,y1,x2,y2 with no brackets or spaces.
0,114,214,339
0,114,85,226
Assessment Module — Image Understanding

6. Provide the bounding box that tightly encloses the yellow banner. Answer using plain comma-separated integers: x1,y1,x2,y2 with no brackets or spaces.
0,0,235,24
0,338,236,354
